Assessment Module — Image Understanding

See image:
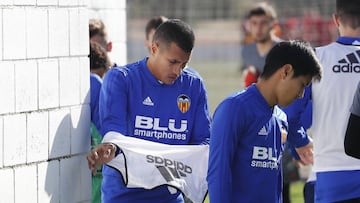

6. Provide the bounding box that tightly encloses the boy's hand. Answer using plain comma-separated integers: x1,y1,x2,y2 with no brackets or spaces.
87,143,117,175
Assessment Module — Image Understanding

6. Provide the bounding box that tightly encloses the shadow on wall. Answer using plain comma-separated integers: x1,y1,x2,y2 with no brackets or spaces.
41,93,91,202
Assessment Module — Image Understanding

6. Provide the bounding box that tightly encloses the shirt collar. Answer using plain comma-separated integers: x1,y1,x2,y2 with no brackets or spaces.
336,37,360,45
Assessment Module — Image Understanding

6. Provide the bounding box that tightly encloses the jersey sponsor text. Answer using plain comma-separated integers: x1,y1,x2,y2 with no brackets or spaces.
251,146,279,170
134,129,186,140
134,115,187,140
146,155,192,175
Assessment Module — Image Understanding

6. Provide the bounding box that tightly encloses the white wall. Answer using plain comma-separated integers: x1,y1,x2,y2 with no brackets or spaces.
0,0,126,202
89,0,127,66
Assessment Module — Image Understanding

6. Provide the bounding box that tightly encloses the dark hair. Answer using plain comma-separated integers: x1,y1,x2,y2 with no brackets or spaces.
247,2,277,21
336,0,360,29
153,19,195,53
89,41,110,70
145,16,168,40
261,40,322,81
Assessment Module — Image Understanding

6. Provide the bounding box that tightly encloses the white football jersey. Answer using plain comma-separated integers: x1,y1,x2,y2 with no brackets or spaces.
102,131,209,203
312,42,360,172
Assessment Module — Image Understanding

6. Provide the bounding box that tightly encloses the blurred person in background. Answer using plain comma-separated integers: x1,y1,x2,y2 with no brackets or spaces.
89,18,116,67
240,2,281,88
145,15,168,53
89,41,111,203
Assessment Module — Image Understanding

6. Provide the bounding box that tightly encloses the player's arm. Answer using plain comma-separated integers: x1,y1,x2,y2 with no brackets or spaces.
283,86,312,148
344,113,360,159
294,140,313,165
240,45,247,71
344,82,360,159
87,68,129,173
99,67,129,136
282,86,314,164
189,80,211,145
207,99,243,203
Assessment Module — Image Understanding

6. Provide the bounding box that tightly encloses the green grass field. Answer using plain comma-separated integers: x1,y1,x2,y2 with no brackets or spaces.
291,181,305,203
189,60,243,115
203,181,305,203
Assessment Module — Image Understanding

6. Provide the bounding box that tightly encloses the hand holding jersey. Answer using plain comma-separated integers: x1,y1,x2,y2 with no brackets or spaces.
100,131,209,203
87,143,117,175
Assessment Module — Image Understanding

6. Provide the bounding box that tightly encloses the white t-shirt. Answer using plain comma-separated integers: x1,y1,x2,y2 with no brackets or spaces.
102,131,209,203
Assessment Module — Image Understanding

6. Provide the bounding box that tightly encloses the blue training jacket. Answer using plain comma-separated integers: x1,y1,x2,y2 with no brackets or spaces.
207,84,309,203
99,58,211,203
90,73,102,132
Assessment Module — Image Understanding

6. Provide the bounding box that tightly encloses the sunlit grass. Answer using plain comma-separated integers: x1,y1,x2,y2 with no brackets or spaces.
203,180,305,203
290,181,305,203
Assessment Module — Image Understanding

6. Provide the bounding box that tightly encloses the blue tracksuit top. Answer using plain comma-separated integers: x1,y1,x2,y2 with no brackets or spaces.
90,73,102,132
207,84,308,203
99,57,211,202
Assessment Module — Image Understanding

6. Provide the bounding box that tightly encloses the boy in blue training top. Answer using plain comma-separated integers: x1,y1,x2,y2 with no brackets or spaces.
207,40,322,203
87,19,211,203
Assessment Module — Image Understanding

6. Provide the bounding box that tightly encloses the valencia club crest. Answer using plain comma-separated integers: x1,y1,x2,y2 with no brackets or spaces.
177,94,191,113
